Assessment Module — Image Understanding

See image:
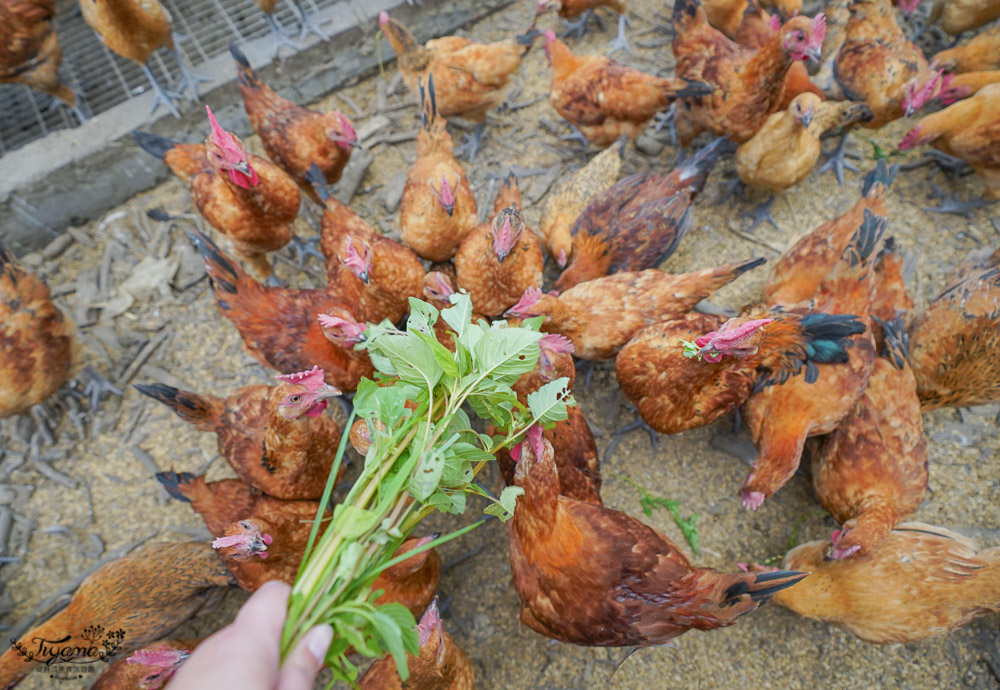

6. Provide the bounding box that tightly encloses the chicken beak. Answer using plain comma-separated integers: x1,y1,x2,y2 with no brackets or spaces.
796,107,814,128
234,159,252,176
315,383,342,400
444,201,455,217
805,46,822,62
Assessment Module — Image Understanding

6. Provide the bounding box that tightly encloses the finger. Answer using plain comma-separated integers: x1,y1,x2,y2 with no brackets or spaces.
275,624,333,690
233,580,292,645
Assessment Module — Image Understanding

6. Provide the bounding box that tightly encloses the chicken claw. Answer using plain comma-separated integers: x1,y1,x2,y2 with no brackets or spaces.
922,184,995,219
605,414,662,461
288,235,324,266
559,123,590,147
817,132,860,187
718,176,749,204
453,123,487,162
286,0,328,42
170,36,211,100
743,196,778,232
266,14,300,57
82,366,123,412
140,64,182,118
561,9,595,40
605,14,632,57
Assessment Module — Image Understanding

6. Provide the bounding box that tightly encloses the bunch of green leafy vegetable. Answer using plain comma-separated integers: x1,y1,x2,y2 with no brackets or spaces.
279,294,574,685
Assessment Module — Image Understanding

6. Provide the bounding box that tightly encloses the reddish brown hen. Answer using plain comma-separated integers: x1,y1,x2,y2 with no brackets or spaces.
401,76,478,262
768,523,1000,643
189,230,373,392
136,366,342,499
92,639,198,690
671,0,826,146
906,246,1000,409
358,600,474,690
740,209,885,509
812,316,927,560
231,46,357,205
454,176,544,317
0,245,79,420
0,541,232,689
0,0,76,105
134,109,300,280
508,425,806,646
506,257,766,360
615,310,866,435
556,136,728,290
544,29,713,147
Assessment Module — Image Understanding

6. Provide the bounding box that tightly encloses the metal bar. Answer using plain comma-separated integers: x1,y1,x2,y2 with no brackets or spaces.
24,87,49,136
98,42,134,99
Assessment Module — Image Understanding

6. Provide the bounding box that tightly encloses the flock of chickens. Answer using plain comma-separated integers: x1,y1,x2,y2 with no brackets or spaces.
2,0,1000,686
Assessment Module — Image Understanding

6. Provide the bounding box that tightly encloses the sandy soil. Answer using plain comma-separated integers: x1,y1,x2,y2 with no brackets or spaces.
2,0,999,687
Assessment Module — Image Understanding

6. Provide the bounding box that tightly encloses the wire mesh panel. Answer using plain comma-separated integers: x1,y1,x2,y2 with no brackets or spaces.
0,0,346,157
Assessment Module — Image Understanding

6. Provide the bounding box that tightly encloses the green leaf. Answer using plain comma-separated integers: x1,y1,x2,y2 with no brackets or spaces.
441,292,474,339
526,377,574,426
406,297,439,336
472,326,543,384
521,315,545,331
466,380,518,429
370,608,412,681
485,485,523,522
377,601,420,656
334,505,380,539
680,338,703,361
409,437,456,501
424,488,466,514
413,329,461,380
369,331,443,389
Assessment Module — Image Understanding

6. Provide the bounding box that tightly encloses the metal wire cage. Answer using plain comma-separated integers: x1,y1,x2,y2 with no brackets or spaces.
0,0,341,157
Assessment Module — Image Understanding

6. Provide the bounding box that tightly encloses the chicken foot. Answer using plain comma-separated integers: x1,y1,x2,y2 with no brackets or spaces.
561,10,596,40
559,122,590,147
170,36,211,101
140,64,182,118
606,14,632,57
817,132,860,187
453,123,488,162
605,410,663,461
81,365,123,412
742,195,778,232
285,0,329,42
287,235,324,266
266,14,300,57
922,184,996,218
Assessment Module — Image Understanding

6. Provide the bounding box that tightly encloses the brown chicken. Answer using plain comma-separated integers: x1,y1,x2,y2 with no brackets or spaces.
308,168,424,325
189,229,374,392
544,30,713,147
155,472,326,590
556,136,727,291
736,94,873,221
671,0,825,146
505,256,766,360
761,160,896,306
0,541,232,688
703,0,803,38
932,23,1000,73
540,135,626,269
906,246,1000,409
812,316,927,560
454,176,544,317
400,75,478,262
536,0,631,55
92,639,198,690
0,0,76,106
135,366,342,499
615,310,866,434
134,108,300,280
899,84,1000,199
79,0,203,116
0,244,79,420
740,210,885,510
379,10,534,153
768,523,1000,643
231,45,356,205
373,536,442,618
868,237,913,330
358,600,474,690
931,0,1000,34
507,424,807,646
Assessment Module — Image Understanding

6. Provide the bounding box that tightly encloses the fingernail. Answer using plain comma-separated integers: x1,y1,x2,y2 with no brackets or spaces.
307,624,333,664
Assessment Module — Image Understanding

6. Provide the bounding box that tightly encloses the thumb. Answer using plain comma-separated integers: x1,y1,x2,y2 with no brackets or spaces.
275,624,333,690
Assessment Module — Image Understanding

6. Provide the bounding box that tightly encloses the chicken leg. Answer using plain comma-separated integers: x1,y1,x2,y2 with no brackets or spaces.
743,195,778,231
286,0,328,41
818,132,860,186
561,9,595,40
266,14,300,56
140,64,182,118
606,14,631,56
170,35,211,100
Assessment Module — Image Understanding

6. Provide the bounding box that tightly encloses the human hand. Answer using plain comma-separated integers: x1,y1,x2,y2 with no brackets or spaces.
168,580,332,690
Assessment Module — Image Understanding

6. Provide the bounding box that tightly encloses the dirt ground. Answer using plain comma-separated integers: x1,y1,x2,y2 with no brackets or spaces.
2,0,999,687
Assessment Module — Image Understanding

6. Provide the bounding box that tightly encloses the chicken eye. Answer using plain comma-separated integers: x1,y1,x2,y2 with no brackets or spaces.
289,395,302,404
239,521,250,530
795,30,804,40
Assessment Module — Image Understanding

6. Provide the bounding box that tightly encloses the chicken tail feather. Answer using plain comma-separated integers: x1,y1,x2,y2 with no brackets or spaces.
155,470,199,502
305,163,331,204
861,159,899,199
873,315,910,369
678,136,733,191
516,27,543,54
722,570,809,606
841,208,887,268
134,382,223,432
133,131,178,160
230,44,262,92
671,79,715,99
